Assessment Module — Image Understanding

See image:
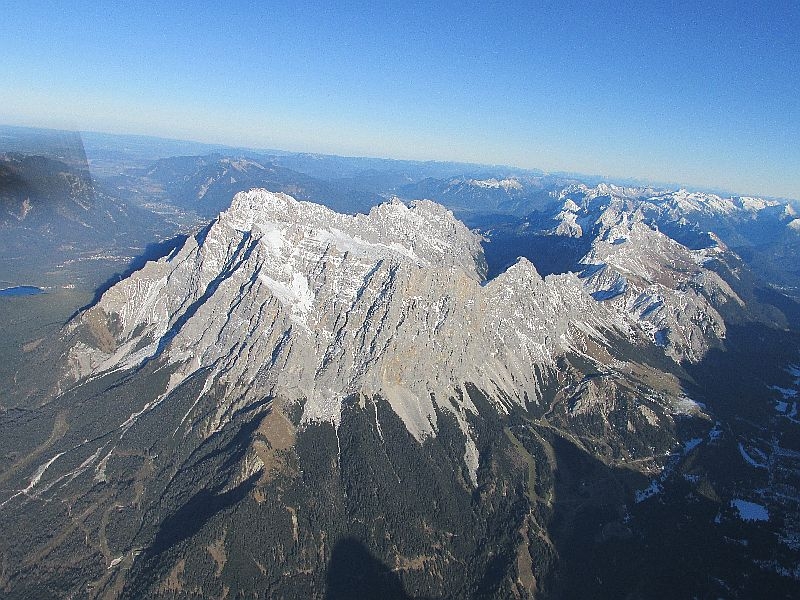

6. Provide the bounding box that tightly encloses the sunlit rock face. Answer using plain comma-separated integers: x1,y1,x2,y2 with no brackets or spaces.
64,190,636,478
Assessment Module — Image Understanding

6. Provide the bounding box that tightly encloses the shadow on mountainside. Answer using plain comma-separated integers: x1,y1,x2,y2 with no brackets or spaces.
538,319,800,599
325,537,415,600
68,231,193,321
533,428,763,599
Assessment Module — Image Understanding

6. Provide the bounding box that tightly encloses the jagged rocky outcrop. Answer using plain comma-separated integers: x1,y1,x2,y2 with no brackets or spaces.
572,198,743,361
548,183,798,332
485,181,783,362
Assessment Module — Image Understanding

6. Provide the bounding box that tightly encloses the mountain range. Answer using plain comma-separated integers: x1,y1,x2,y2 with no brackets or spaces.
1,128,799,599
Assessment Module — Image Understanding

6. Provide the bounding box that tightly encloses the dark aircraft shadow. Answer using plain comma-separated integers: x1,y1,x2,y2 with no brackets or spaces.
325,537,415,600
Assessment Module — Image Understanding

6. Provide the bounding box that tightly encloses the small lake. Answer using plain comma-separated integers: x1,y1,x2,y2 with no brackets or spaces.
0,285,46,297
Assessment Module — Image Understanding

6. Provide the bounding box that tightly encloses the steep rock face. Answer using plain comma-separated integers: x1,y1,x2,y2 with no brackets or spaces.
547,182,800,292
540,185,747,361
578,213,742,362
65,190,629,481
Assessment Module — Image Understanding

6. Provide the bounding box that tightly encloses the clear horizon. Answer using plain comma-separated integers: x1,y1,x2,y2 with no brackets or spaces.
2,1,799,200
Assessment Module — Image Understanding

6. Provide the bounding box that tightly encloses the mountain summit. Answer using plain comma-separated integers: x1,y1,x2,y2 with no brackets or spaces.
66,190,633,477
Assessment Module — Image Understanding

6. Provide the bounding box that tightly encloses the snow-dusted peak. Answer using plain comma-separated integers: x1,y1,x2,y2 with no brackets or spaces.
594,182,618,196
466,177,523,191
578,214,741,361
560,182,651,204
66,191,628,460
556,183,789,224
651,189,738,216
736,196,782,213
492,256,543,285
224,189,485,279
225,189,325,230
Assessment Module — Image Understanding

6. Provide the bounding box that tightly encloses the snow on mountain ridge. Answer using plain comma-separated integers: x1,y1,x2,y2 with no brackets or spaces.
579,215,742,361
64,189,633,483
226,190,485,278
558,183,787,222
465,177,523,190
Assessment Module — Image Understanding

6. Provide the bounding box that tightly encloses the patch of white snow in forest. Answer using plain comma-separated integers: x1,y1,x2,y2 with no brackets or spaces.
683,437,703,454
731,499,769,521
708,421,723,441
738,443,767,469
635,480,663,503
770,385,798,399
673,396,704,414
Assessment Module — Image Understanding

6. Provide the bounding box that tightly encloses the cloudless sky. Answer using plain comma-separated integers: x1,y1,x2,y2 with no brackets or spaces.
2,1,799,198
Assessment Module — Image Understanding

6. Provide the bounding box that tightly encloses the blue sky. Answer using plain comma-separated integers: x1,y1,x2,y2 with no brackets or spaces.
2,1,799,199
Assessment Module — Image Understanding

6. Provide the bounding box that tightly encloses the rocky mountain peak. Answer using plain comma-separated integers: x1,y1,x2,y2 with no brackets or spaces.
224,189,485,279
64,190,629,474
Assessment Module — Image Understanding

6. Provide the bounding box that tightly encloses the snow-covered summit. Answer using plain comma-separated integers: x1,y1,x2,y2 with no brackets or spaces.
225,190,485,279
465,177,523,191
557,183,789,224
